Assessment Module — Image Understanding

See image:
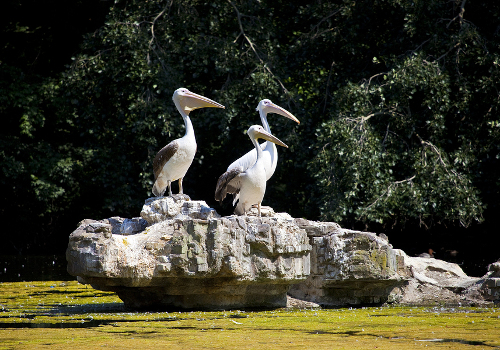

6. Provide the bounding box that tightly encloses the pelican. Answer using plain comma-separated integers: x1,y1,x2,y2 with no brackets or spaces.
226,99,299,205
152,88,225,197
215,125,288,217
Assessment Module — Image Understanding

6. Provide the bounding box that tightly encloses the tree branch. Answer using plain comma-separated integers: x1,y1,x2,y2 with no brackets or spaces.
227,0,289,95
323,60,335,113
447,0,467,28
363,72,386,92
147,1,173,65
416,135,465,184
436,42,461,62
361,112,387,122
360,175,416,215
308,8,341,40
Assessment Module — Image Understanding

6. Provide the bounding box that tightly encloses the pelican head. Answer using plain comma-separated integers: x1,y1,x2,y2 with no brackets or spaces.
247,125,288,148
173,88,225,115
257,99,300,124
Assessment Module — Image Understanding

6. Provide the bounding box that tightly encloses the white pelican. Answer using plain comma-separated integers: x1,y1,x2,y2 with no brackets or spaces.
215,125,288,217
152,88,225,197
225,99,299,205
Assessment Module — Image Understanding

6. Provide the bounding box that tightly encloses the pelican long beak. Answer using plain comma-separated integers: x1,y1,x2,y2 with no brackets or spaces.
256,129,288,148
181,90,225,113
268,102,300,124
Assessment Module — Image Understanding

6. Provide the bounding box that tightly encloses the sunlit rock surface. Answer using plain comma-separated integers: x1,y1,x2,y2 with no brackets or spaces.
67,197,498,309
288,219,495,307
478,260,500,303
67,197,311,310
140,196,220,224
288,221,408,306
387,249,493,306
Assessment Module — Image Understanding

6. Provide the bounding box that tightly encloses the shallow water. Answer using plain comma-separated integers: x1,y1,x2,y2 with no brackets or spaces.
0,255,71,282
1,281,499,349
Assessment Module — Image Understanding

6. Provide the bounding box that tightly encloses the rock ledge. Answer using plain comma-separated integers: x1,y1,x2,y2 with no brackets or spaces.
67,198,310,309
67,197,499,309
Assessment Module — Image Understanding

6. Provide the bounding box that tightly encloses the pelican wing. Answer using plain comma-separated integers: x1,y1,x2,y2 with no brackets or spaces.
153,140,179,181
226,142,267,173
215,167,243,203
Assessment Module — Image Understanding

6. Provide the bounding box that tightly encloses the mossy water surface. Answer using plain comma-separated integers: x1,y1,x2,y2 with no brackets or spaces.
1,281,499,349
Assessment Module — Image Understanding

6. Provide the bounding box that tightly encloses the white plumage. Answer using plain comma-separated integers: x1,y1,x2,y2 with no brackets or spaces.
226,99,299,204
215,125,288,217
152,88,225,197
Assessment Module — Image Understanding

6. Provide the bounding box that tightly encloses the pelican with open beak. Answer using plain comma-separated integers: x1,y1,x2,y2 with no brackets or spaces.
215,125,288,217
152,88,225,197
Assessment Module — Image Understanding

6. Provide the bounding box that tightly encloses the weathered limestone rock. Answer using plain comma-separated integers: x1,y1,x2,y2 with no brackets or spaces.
74,217,148,237
384,249,488,306
67,198,498,309
287,218,496,307
141,197,220,224
479,260,500,302
67,198,311,310
288,220,406,306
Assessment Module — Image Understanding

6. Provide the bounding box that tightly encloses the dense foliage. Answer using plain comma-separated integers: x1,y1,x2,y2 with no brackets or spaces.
1,0,499,262
313,1,499,231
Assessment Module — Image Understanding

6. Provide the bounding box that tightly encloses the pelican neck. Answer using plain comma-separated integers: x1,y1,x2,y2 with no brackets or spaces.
174,100,195,138
259,110,271,133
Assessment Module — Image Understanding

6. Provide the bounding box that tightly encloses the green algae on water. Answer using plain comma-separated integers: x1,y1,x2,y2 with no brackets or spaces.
1,281,499,349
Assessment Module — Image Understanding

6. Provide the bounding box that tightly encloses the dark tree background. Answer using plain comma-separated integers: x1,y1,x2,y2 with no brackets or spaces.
1,0,498,277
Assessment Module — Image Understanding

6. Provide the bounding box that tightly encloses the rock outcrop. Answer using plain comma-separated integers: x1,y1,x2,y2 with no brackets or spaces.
289,218,496,307
478,260,500,303
66,197,499,310
288,220,408,306
67,197,311,310
387,249,484,306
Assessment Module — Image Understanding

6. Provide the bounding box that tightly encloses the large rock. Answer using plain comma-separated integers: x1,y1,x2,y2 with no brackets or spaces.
385,249,487,306
288,220,407,306
67,197,498,309
67,198,311,310
477,260,500,303
288,218,496,307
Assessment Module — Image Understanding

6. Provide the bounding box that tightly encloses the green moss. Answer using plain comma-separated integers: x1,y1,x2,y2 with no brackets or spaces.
369,249,388,271
1,281,499,349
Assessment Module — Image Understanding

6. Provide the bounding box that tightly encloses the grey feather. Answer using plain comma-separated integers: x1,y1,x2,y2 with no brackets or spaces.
214,167,243,203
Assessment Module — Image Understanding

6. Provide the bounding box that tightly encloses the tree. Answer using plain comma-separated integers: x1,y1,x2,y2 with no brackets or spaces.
312,0,499,231
0,0,112,253
1,0,499,267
